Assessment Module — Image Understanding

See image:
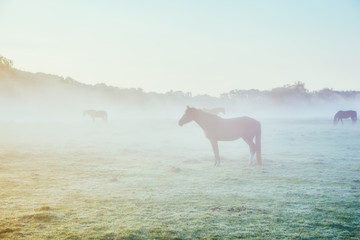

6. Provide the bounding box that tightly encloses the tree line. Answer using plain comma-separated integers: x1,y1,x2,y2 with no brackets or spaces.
1,55,359,105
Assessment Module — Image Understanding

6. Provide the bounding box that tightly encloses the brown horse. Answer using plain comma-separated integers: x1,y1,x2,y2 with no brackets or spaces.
83,110,108,121
333,110,357,125
178,106,261,166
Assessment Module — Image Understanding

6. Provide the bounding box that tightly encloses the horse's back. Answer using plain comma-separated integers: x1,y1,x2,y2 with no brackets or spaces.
228,116,260,127
234,116,261,135
214,116,260,140
335,110,356,118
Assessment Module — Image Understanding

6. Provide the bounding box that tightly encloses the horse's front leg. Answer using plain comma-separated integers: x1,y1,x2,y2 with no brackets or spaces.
210,139,220,166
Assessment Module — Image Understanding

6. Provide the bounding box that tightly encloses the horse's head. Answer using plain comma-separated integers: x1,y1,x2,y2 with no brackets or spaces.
179,106,196,126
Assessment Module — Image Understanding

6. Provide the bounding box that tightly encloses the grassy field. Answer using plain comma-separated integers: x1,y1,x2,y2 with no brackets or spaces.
0,118,359,239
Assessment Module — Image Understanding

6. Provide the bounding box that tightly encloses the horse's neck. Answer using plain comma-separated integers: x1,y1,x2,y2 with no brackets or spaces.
193,111,217,130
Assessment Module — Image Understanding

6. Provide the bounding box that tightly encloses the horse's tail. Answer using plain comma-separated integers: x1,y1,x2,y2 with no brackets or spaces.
255,122,262,165
353,111,357,123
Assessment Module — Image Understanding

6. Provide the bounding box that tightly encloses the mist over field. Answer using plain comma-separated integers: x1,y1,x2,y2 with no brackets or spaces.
1,57,360,122
0,57,359,239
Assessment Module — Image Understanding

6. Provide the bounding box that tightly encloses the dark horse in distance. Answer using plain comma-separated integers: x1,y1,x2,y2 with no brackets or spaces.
333,110,357,125
178,106,261,166
83,110,108,121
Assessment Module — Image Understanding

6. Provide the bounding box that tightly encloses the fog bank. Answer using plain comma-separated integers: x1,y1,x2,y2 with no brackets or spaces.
1,57,359,122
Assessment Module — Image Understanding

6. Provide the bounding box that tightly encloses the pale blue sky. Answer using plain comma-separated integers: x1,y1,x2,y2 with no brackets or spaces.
1,0,359,96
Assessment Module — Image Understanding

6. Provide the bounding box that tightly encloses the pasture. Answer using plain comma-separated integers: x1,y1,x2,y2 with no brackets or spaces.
0,118,359,239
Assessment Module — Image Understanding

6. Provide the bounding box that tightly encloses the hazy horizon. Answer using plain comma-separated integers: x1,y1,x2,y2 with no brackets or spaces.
2,54,360,99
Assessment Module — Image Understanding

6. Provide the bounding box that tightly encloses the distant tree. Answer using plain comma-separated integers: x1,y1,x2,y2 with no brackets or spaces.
314,88,337,100
225,89,262,100
313,88,360,101
166,90,191,98
220,92,230,100
269,81,309,102
0,55,14,70
94,83,108,89
340,90,360,100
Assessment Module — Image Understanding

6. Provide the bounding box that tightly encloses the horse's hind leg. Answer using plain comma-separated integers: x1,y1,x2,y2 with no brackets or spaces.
243,136,256,165
210,139,220,166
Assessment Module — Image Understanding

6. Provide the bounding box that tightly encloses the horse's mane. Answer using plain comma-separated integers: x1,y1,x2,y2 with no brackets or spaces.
193,108,222,120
